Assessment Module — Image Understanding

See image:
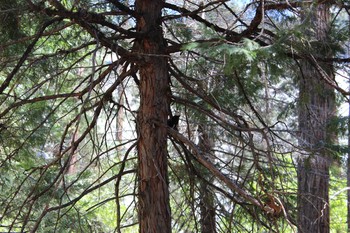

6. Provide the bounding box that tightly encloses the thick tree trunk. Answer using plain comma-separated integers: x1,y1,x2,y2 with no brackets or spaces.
297,3,335,233
135,1,171,233
297,157,330,233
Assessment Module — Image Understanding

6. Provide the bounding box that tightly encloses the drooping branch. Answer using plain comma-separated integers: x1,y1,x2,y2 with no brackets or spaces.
107,0,139,18
30,169,136,232
0,18,62,95
168,127,264,210
0,60,123,119
25,0,139,62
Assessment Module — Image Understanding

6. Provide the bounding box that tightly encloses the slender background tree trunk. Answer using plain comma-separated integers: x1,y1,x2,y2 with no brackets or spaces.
297,2,335,233
197,125,216,233
135,1,171,232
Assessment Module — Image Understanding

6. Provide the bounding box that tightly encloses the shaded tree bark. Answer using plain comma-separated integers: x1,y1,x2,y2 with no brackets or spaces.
297,2,336,233
135,0,171,232
197,125,216,233
199,179,216,233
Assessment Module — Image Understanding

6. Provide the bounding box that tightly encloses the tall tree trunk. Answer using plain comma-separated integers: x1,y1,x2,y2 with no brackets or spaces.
199,180,216,233
197,125,216,233
135,1,171,233
297,3,335,233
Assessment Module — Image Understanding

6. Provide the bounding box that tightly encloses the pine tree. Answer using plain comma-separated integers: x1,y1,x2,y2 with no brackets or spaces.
297,2,336,232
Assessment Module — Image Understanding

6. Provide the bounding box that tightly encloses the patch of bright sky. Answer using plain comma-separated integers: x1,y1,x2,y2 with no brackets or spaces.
336,70,349,117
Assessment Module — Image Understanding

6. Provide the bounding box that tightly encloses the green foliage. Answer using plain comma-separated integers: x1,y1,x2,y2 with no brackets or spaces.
173,23,193,42
329,166,348,232
329,116,349,137
181,36,296,114
0,0,21,40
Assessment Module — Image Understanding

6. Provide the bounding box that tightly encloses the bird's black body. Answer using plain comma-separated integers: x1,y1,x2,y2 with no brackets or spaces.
167,115,180,130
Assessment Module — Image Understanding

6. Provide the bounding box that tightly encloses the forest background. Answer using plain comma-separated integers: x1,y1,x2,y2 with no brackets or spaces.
1,0,350,232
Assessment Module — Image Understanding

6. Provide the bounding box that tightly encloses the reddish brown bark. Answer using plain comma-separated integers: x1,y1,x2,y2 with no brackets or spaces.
135,1,171,233
297,3,335,233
